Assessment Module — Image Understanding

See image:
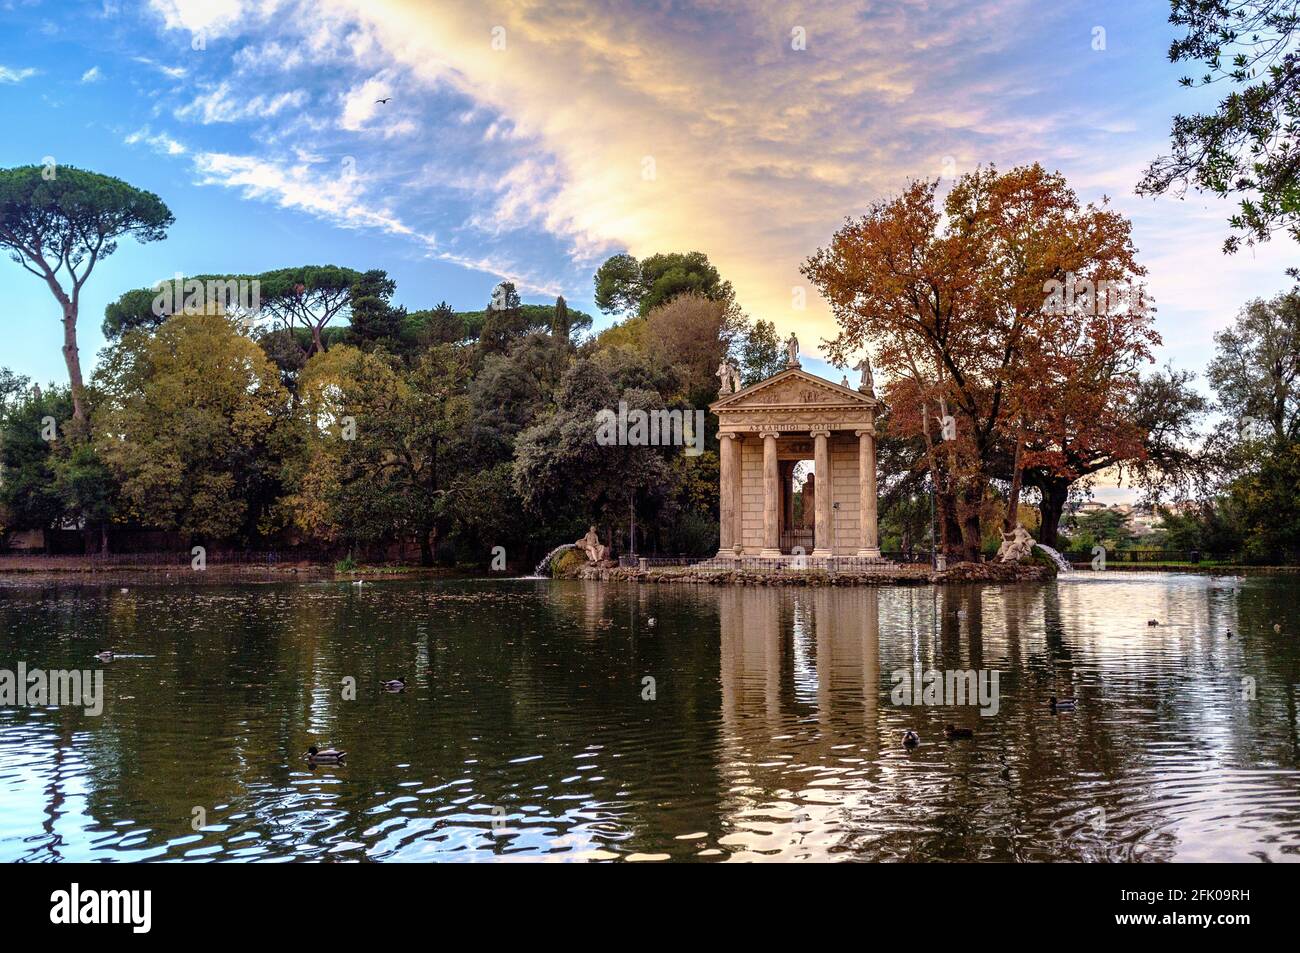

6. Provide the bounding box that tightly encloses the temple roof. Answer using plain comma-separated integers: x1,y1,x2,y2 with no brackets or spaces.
710,366,878,433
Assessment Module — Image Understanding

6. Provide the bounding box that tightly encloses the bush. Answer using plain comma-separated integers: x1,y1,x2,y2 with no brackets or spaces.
335,555,357,573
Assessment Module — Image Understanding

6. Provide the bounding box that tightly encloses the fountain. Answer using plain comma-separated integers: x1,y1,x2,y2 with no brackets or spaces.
533,543,577,578
1034,542,1073,573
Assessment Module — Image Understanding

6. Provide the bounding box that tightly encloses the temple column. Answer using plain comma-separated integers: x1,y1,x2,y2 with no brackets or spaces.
759,431,782,557
811,427,833,557
716,433,740,558
856,427,881,557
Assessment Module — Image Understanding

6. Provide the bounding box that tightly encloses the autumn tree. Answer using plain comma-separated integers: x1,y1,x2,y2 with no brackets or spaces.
93,312,289,542
0,165,173,423
804,164,1152,560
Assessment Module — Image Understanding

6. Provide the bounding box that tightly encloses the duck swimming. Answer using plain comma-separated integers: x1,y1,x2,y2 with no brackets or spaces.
944,724,975,740
1147,619,1160,627
306,745,346,763
902,729,920,749
1050,695,1077,713
381,677,406,692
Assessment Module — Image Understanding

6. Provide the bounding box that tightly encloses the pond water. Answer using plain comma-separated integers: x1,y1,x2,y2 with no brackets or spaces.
0,573,1297,862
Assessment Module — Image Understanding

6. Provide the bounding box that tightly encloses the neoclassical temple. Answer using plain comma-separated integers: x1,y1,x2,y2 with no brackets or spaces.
710,352,881,560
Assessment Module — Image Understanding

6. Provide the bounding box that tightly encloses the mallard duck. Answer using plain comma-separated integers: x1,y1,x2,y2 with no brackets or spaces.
944,723,974,740
306,745,346,763
1050,695,1077,712
902,729,920,749
95,650,114,662
1147,619,1160,627
381,677,406,692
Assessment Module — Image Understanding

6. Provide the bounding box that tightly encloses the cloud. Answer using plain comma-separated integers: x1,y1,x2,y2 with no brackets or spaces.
125,126,188,156
0,65,38,83
176,82,309,123
80,66,103,83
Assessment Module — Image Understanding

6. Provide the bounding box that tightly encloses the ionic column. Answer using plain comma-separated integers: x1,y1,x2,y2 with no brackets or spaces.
759,430,782,557
811,427,834,557
856,428,881,557
717,433,743,558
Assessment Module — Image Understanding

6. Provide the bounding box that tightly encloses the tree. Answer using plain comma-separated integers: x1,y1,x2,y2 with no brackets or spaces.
594,251,734,316
804,164,1151,560
643,292,745,407
513,357,672,547
1139,1,1300,260
93,313,289,541
344,269,403,349
287,344,470,565
0,165,173,422
1207,290,1300,445
737,318,784,387
257,265,363,358
0,386,69,541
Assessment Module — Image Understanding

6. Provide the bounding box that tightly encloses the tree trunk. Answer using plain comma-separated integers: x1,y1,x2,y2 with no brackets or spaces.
1004,425,1025,533
62,307,87,423
1037,478,1071,549
419,532,433,567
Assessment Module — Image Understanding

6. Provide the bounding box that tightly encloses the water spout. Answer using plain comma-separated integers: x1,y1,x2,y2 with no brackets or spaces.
1034,542,1073,573
534,543,577,577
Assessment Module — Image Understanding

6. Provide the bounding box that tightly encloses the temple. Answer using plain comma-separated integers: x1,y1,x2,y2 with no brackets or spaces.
709,352,881,561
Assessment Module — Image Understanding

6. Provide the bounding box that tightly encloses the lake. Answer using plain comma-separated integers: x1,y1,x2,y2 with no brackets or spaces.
1,572,1297,862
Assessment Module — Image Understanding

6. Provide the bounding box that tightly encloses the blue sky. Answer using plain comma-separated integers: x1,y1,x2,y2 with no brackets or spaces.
3,0,1298,466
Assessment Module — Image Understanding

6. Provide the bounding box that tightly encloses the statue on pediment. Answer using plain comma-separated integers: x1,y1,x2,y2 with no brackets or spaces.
785,333,800,367
854,354,875,396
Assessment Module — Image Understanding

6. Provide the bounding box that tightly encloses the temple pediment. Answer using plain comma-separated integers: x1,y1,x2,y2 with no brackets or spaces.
710,367,877,435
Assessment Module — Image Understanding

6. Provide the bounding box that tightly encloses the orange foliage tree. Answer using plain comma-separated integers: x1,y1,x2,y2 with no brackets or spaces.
804,164,1157,560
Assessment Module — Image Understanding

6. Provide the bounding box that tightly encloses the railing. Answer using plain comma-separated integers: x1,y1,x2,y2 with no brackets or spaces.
1059,549,1236,565
779,528,815,553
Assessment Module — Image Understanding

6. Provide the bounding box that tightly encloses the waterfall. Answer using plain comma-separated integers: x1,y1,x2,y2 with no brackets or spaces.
534,543,577,577
1034,542,1073,573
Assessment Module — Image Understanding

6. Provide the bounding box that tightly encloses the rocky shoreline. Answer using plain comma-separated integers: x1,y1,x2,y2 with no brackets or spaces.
572,559,1052,586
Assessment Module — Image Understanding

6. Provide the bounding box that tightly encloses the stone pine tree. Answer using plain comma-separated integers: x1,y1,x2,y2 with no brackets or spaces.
0,164,173,424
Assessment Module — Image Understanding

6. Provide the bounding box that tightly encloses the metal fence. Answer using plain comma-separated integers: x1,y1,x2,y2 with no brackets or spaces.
1060,549,1234,564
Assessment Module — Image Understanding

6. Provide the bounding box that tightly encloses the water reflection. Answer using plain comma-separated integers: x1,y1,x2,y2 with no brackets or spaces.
0,574,1297,861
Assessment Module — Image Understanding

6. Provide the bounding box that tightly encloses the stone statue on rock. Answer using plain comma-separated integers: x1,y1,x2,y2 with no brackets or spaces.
996,523,1036,563
575,526,610,564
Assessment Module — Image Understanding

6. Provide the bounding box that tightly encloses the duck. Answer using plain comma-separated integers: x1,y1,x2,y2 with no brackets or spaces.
1050,695,1077,713
352,580,364,587
646,617,656,628
1147,619,1160,627
1226,629,1233,639
306,745,346,763
1274,623,1283,634
944,723,975,740
381,677,406,692
901,729,920,749
94,650,114,662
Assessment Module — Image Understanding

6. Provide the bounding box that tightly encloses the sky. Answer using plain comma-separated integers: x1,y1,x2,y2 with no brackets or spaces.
2,0,1298,502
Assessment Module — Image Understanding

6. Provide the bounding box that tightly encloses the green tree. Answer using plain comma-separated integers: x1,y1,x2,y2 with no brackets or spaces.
738,318,784,387
593,251,734,317
343,269,403,349
1139,1,1300,260
0,165,173,422
257,265,363,357
93,312,289,541
1207,290,1300,445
